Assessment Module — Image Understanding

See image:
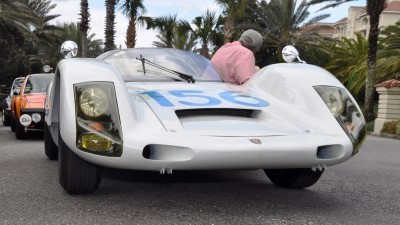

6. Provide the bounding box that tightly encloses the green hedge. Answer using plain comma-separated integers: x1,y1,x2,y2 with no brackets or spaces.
381,120,400,135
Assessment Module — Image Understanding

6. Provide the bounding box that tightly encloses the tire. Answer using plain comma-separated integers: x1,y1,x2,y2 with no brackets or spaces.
58,133,102,194
44,125,58,160
10,117,15,132
264,168,324,189
2,109,10,126
15,119,29,139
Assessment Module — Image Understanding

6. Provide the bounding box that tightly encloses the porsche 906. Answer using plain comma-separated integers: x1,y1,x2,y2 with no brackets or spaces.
44,42,366,194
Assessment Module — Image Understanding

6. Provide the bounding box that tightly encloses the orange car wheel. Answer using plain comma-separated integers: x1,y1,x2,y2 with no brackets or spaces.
15,120,29,139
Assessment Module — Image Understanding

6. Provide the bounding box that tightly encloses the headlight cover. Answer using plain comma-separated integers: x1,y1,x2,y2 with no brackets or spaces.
314,86,366,155
74,82,123,156
31,113,41,123
79,86,109,118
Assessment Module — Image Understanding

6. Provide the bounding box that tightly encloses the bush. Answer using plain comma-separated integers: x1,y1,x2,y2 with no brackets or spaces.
381,120,400,135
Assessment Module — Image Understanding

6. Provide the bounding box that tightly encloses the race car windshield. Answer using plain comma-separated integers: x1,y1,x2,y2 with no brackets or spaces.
24,74,54,94
136,55,195,83
97,48,222,82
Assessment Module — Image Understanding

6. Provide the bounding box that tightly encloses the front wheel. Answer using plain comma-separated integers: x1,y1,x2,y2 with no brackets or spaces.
264,168,324,189
15,119,29,139
58,133,102,194
44,125,58,160
10,118,15,132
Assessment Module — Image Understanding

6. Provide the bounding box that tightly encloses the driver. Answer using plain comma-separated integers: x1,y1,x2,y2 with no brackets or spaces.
211,29,263,85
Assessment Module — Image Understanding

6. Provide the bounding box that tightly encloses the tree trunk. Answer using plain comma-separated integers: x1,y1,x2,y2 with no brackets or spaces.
126,13,137,48
364,0,386,122
104,0,116,52
223,16,235,44
81,34,88,57
79,0,90,57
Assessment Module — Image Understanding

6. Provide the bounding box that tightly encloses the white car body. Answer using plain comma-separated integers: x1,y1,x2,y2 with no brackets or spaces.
45,47,366,194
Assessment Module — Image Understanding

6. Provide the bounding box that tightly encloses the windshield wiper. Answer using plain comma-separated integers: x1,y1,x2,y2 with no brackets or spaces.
136,57,195,83
139,54,146,75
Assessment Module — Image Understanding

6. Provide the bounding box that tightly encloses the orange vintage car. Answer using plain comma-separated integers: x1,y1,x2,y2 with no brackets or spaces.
11,73,54,139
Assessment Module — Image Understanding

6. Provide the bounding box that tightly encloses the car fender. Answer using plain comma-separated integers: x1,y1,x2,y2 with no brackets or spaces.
247,63,361,136
56,58,165,155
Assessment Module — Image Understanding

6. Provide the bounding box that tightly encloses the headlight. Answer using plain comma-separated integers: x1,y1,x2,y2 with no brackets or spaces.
326,91,345,117
78,87,109,118
31,113,41,123
314,86,367,155
74,82,123,157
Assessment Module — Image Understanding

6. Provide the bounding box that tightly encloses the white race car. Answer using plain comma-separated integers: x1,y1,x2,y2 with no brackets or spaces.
44,43,366,194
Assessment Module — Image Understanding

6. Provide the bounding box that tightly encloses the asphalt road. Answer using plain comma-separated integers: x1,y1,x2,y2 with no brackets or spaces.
0,123,399,225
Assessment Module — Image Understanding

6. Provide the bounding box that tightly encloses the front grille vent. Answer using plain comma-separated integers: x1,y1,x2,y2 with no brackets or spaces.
175,108,260,118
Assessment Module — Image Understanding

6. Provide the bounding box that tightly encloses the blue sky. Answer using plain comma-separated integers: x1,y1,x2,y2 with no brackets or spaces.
51,0,367,48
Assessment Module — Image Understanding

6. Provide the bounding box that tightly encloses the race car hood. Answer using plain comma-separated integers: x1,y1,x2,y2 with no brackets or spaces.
22,94,46,109
126,83,301,137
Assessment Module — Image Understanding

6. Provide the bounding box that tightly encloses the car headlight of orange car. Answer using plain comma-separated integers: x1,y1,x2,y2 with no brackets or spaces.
74,82,123,156
314,86,367,156
31,113,41,123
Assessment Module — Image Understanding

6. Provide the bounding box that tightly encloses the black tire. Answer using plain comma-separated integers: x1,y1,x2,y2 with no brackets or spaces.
10,117,15,132
15,119,29,139
2,109,10,126
264,168,324,189
58,133,102,194
44,125,58,160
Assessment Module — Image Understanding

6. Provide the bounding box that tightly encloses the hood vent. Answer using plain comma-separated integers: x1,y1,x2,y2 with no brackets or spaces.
176,108,260,119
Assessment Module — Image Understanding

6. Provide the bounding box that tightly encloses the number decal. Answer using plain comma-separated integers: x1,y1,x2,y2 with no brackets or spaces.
169,90,221,106
142,90,269,108
219,91,269,107
143,91,174,107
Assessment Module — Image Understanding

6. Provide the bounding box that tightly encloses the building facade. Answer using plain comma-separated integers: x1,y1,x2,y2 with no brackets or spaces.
333,0,400,39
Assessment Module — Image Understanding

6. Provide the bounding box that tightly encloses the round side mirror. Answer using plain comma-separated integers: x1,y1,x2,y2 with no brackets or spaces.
43,65,52,73
282,45,306,63
60,41,78,59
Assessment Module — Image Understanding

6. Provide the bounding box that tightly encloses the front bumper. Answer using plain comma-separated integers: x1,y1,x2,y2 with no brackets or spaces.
20,108,45,131
68,132,354,172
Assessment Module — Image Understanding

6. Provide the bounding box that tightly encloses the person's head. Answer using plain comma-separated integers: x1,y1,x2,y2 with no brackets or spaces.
239,29,263,53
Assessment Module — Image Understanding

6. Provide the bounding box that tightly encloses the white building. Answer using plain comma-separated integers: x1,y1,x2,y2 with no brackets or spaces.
333,0,400,39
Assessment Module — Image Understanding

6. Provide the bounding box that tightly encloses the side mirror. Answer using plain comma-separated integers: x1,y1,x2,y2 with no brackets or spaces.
60,41,78,59
43,65,53,73
282,45,306,63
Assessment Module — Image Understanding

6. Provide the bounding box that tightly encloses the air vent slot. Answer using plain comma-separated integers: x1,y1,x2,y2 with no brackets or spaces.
316,145,344,159
176,108,260,118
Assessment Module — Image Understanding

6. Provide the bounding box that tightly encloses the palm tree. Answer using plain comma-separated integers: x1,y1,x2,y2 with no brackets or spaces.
120,0,146,48
104,0,118,51
308,0,387,122
63,22,104,58
143,14,177,48
257,0,329,59
215,0,248,44
324,33,369,94
0,0,43,39
378,21,400,80
186,10,221,58
79,0,90,57
24,0,62,47
172,27,198,51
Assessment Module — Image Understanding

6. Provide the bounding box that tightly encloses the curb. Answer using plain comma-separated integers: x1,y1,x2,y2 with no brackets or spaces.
369,132,400,140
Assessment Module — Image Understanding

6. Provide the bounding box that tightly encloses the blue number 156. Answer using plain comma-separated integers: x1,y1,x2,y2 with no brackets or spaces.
143,90,269,107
